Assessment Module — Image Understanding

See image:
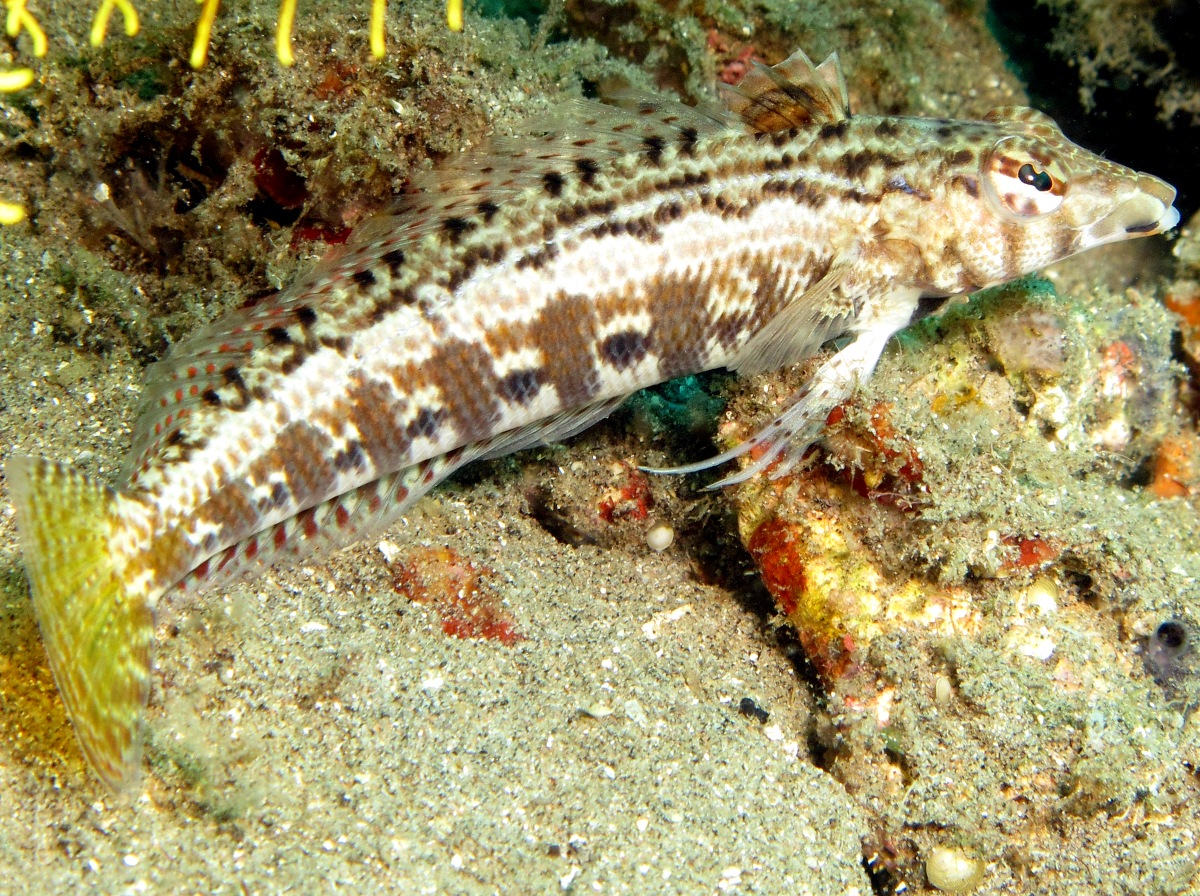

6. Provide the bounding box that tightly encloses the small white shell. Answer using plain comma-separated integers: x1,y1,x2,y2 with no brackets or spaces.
925,846,985,893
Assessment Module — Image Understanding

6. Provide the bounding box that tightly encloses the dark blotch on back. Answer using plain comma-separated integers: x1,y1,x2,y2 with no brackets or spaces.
450,242,507,290
643,134,666,166
223,366,247,389
164,426,206,460
280,350,308,376
382,248,406,273
352,269,377,289
574,157,599,187
295,306,318,327
477,199,500,222
654,201,683,224
221,365,253,411
843,151,876,180
600,330,650,370
678,126,699,156
515,244,558,271
320,334,351,353
442,216,474,242
542,171,566,197
818,121,849,141
265,326,292,346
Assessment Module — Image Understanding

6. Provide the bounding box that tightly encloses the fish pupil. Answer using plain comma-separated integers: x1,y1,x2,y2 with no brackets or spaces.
1018,163,1053,192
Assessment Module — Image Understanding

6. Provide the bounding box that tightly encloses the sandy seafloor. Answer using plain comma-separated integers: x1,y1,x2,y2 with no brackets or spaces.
0,0,1199,893
0,258,869,894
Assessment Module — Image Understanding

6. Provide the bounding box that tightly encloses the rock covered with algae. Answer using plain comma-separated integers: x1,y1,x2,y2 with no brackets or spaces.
724,267,1200,892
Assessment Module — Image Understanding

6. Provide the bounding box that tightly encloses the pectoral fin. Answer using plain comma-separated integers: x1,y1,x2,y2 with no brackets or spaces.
646,287,922,487
727,256,861,378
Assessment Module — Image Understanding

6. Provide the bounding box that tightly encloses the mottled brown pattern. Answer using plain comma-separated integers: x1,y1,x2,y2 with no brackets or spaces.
424,336,506,441
644,271,728,380
532,292,605,407
332,374,409,466
124,51,1179,585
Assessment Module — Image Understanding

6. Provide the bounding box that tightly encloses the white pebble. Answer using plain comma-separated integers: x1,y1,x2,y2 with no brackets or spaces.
934,675,952,705
646,523,674,552
925,845,985,893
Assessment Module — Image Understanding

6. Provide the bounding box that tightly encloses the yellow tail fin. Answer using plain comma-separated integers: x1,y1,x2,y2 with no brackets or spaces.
7,456,153,793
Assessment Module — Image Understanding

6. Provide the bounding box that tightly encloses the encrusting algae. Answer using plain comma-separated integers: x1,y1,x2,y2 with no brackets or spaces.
0,0,464,223
5,34,1181,800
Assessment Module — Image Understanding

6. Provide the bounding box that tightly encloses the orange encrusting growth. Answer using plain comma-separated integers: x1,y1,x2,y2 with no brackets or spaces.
392,547,524,645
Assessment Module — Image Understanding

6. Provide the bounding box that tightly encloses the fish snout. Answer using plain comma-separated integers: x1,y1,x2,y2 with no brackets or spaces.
1081,172,1179,246
1120,173,1179,235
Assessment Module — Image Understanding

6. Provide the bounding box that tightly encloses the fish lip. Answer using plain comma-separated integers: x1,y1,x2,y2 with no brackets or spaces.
1126,175,1180,235
1124,203,1180,236
1086,177,1179,245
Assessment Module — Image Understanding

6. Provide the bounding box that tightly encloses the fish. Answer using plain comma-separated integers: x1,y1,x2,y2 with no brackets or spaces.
7,47,1179,793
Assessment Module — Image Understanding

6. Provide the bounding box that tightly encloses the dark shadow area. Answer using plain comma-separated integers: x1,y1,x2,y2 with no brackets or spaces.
988,0,1199,222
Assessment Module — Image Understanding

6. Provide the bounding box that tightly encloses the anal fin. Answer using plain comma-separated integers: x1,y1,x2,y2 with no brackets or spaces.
181,398,627,595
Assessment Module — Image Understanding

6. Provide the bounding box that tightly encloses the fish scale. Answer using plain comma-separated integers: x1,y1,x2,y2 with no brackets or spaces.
7,46,1179,792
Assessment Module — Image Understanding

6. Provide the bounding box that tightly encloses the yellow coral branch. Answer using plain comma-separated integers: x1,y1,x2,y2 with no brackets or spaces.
89,0,139,47
16,0,462,71
190,0,219,69
5,0,47,57
0,66,33,91
0,23,34,225
185,0,462,69
275,0,297,67
0,200,26,224
370,0,386,58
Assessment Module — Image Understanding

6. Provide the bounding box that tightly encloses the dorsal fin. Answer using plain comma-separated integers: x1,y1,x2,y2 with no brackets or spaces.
122,289,329,484
400,94,738,223
721,48,851,133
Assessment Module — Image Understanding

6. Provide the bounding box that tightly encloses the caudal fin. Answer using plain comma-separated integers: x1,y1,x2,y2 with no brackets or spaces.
7,456,153,793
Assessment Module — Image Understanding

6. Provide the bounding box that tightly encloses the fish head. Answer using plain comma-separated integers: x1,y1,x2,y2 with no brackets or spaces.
935,106,1178,290
983,106,1178,243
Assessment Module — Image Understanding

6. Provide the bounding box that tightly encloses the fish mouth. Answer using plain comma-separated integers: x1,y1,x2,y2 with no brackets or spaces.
1084,173,1180,246
1117,174,1179,236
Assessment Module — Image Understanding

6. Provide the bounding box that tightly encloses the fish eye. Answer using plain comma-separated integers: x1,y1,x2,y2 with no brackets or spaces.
984,137,1067,219
1018,163,1053,192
